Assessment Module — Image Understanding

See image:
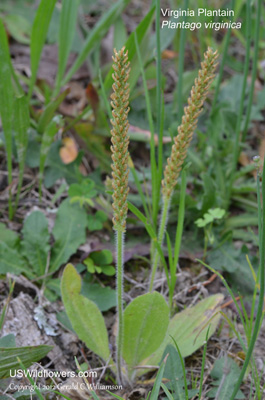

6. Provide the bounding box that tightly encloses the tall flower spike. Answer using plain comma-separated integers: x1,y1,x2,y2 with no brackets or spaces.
162,47,218,199
149,47,218,292
111,47,131,232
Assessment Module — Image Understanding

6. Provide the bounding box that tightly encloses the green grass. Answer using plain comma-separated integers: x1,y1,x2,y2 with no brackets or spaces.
230,160,265,399
0,19,15,219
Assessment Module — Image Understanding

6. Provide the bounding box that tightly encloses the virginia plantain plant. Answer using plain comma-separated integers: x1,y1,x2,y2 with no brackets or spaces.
61,47,223,387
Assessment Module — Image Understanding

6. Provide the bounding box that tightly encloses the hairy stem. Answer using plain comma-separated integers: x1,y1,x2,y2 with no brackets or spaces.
116,229,124,385
149,195,171,291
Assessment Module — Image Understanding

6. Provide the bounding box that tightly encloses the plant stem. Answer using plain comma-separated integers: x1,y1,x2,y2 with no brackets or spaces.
116,229,124,385
228,0,251,207
176,0,189,123
173,170,186,266
169,170,187,310
110,47,130,385
129,159,151,222
154,0,163,228
149,195,171,292
134,32,156,224
230,161,265,400
198,327,210,400
212,0,235,111
63,104,92,133
99,69,112,121
242,0,262,142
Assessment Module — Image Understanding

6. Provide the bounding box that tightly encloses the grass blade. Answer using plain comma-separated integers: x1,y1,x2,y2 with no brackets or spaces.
99,69,112,121
230,158,265,399
106,392,125,400
37,89,69,133
104,6,155,92
150,353,169,400
212,0,235,111
175,0,189,123
198,326,210,399
134,31,156,224
160,383,174,400
127,201,156,239
242,0,262,141
129,156,151,221
0,281,15,333
173,169,187,268
52,392,73,400
29,0,57,99
170,336,188,400
0,19,14,218
127,200,170,284
90,392,103,400
39,120,58,199
168,169,187,310
114,16,127,50
155,0,163,228
197,259,246,332
13,95,30,212
54,0,80,95
62,0,131,86
17,358,45,400
228,0,252,206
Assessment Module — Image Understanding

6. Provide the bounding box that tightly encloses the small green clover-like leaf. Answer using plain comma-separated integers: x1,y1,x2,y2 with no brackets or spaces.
70,196,94,207
204,213,214,224
68,179,97,207
195,218,205,228
87,210,108,231
208,207,225,220
90,249,113,265
101,265,116,276
84,250,114,276
84,258,96,273
69,179,97,198
195,208,225,228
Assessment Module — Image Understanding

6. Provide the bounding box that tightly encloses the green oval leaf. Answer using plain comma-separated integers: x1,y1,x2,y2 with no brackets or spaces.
50,199,87,272
122,292,169,379
61,264,110,361
139,294,223,374
22,210,50,276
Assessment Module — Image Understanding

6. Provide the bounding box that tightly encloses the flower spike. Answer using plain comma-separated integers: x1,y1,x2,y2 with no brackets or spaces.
149,47,218,292
110,47,131,232
162,47,218,199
